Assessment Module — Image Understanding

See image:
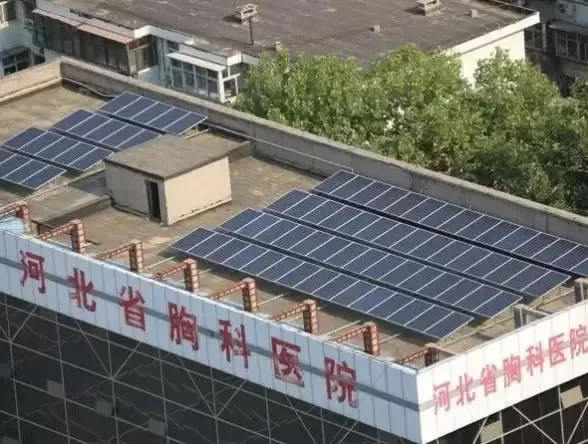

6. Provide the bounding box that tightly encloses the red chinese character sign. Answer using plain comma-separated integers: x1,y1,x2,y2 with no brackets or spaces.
68,267,95,312
219,320,251,368
169,303,198,350
120,285,146,330
271,337,304,386
20,250,46,295
324,357,358,408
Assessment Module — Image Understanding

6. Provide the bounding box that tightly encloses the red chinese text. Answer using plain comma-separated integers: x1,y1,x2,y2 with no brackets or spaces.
20,250,46,294
503,355,522,387
271,338,304,386
570,324,588,358
120,286,146,330
219,320,251,368
324,357,358,408
456,373,476,406
480,364,498,396
168,303,198,350
526,343,544,376
68,268,95,312
433,382,451,414
548,333,566,367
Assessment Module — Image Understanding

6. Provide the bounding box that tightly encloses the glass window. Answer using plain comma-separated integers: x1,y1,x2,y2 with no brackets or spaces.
0,1,16,24
167,40,179,53
128,36,156,74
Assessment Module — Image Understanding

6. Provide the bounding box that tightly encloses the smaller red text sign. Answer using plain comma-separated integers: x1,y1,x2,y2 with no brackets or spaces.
271,338,304,386
432,324,588,415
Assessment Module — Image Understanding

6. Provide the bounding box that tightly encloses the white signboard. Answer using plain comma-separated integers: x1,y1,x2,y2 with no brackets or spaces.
0,229,423,442
417,298,588,443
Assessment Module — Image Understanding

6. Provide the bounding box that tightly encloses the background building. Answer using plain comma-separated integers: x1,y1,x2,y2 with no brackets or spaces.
0,0,538,102
0,58,587,444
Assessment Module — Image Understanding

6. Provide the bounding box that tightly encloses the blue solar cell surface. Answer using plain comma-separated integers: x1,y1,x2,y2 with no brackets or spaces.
266,189,570,298
219,209,522,319
3,127,112,172
0,147,65,190
170,227,473,340
52,109,159,151
99,92,208,136
314,171,588,277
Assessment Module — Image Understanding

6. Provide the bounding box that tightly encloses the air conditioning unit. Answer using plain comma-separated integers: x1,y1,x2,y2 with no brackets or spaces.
24,18,33,29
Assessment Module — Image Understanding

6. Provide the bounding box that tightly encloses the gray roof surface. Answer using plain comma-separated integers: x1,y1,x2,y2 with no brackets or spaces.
51,0,534,63
104,133,246,180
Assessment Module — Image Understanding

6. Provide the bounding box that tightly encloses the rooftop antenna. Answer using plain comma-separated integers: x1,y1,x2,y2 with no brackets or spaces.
234,4,258,45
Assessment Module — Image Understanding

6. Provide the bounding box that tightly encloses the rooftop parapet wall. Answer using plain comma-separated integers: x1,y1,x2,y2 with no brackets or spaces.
0,59,61,103
56,57,588,244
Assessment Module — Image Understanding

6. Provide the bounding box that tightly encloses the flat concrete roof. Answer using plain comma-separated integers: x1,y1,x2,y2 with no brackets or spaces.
104,133,247,180
0,83,576,367
51,0,533,64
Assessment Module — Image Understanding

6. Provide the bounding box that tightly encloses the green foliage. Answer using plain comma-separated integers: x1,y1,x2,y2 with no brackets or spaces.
236,45,588,215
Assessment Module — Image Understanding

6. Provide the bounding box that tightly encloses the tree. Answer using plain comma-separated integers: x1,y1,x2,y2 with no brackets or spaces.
236,45,588,215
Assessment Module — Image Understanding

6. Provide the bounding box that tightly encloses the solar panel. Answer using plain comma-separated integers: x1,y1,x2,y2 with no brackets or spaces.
52,110,159,152
3,127,112,172
99,92,208,136
314,171,588,277
0,147,65,190
170,227,473,339
219,209,522,319
266,189,570,298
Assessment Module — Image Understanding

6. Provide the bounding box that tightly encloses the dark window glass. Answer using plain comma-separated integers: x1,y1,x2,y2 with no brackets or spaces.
110,342,161,395
0,304,8,341
10,309,58,358
63,363,113,411
268,401,322,444
12,346,61,392
265,391,322,417
217,419,269,444
161,362,214,415
114,382,165,428
0,341,15,415
117,420,167,444
0,411,19,442
59,323,110,375
16,382,67,434
166,402,217,444
323,421,379,444
211,368,265,396
160,350,210,376
4,1,16,22
215,381,269,433
67,401,117,444
20,419,68,444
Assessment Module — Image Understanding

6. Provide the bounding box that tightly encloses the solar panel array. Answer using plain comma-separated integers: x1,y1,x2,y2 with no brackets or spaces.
171,227,474,340
52,110,160,151
3,127,112,172
219,208,522,319
99,92,208,136
0,147,65,190
266,190,570,298
315,171,588,277
169,170,578,340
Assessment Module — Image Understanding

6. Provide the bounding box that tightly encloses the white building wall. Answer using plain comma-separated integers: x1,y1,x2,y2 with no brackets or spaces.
450,12,540,83
458,31,526,82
